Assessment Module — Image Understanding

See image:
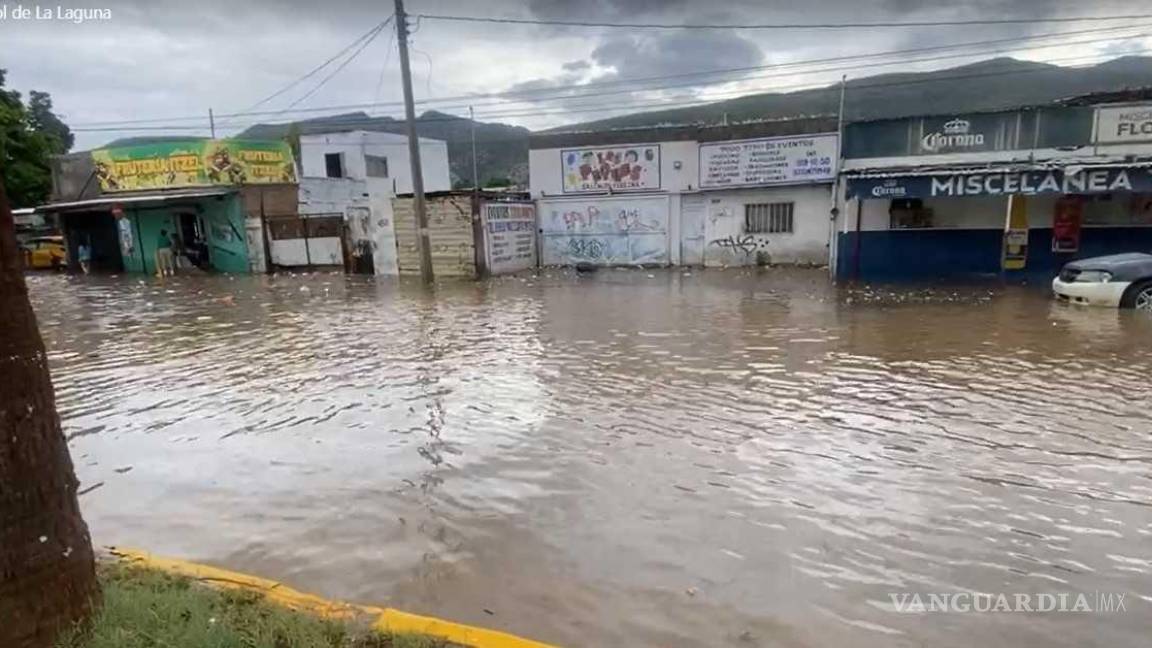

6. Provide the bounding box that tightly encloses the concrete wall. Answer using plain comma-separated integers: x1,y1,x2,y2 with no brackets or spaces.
701,185,832,266
299,131,451,194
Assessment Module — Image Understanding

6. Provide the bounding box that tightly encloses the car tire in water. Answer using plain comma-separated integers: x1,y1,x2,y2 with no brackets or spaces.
1120,280,1152,311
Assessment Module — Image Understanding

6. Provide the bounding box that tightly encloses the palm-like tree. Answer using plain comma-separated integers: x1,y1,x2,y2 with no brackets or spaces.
0,176,98,647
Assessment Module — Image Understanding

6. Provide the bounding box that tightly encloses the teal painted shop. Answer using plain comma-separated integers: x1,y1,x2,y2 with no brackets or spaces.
45,139,297,275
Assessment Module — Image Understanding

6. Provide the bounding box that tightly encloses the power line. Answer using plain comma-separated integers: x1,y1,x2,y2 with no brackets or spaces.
237,17,393,115
71,50,1135,136
276,18,392,114
415,12,1152,30
69,22,1151,127
377,30,1152,116
372,21,398,104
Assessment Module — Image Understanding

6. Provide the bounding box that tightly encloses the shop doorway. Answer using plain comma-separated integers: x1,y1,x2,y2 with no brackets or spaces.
177,211,210,270
61,211,123,273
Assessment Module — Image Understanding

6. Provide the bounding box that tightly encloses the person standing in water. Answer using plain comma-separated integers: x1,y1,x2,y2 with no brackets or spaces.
155,229,176,277
76,238,92,274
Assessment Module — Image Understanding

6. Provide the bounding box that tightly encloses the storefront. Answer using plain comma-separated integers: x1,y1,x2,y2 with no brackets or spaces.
838,164,1152,281
44,138,296,275
528,118,838,268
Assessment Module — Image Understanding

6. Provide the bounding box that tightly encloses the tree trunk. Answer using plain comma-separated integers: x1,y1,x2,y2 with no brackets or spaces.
0,177,99,647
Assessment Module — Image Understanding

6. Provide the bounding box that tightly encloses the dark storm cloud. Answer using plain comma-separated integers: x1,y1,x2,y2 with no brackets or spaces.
503,28,763,110
590,31,763,80
0,0,1145,149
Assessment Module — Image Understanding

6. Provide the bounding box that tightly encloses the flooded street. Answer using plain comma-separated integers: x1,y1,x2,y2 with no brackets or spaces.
27,268,1152,647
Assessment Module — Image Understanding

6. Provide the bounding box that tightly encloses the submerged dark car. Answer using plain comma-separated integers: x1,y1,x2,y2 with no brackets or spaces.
1052,252,1152,310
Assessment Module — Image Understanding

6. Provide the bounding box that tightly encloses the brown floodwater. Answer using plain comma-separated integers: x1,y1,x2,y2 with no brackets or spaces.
26,268,1152,647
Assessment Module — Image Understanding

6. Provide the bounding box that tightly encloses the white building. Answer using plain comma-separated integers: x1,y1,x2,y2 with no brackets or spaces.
298,130,452,194
528,119,840,267
293,130,451,275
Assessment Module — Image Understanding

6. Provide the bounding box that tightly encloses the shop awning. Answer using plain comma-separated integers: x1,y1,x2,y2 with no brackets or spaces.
36,188,235,213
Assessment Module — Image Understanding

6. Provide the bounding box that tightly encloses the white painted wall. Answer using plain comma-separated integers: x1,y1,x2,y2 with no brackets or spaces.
293,177,399,275
701,185,832,265
269,232,343,266
299,131,451,194
528,140,699,197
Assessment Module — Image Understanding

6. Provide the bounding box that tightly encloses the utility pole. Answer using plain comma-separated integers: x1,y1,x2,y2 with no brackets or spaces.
209,108,216,138
828,75,847,282
394,0,434,284
469,105,479,193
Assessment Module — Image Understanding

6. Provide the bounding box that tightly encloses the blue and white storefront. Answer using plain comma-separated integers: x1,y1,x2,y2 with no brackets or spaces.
834,100,1152,281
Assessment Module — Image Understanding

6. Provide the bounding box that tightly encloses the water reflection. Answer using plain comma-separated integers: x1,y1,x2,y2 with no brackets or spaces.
28,269,1152,647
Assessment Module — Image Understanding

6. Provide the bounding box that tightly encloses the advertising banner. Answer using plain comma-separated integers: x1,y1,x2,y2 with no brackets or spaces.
484,202,537,275
1051,197,1083,253
562,144,660,193
91,139,297,192
847,167,1152,200
1094,104,1152,144
700,133,838,188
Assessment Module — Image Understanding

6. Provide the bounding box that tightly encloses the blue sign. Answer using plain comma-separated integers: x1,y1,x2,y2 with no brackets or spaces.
847,167,1152,199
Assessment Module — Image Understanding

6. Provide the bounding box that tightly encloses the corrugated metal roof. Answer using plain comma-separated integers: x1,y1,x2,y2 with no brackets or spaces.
37,188,235,212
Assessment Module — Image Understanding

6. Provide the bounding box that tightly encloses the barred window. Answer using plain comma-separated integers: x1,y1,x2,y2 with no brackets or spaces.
745,202,794,233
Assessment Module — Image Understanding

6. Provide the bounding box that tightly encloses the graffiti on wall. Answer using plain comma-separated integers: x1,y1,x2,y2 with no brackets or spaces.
709,234,759,257
540,196,669,266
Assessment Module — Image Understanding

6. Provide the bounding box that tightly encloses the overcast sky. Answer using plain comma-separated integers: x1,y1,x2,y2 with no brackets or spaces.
1,0,1148,150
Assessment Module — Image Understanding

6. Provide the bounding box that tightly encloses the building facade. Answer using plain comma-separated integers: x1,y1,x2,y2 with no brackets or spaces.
528,119,839,268
835,94,1152,281
294,130,451,275
46,139,297,275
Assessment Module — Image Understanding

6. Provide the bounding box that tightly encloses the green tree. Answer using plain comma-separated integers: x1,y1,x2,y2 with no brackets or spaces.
27,91,74,153
483,176,513,188
0,70,72,208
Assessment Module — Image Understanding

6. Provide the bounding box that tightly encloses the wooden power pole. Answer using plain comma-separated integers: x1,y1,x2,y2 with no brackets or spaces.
394,0,434,283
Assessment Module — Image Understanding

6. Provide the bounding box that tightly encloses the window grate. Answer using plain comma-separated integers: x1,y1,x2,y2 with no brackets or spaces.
745,202,794,234
324,153,345,179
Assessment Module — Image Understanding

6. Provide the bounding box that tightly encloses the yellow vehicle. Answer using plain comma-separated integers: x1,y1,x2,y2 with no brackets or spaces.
21,236,68,270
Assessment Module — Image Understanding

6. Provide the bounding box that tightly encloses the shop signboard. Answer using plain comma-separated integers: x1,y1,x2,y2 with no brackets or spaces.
1094,104,1152,144
561,144,660,193
91,139,298,192
699,133,837,188
1002,194,1029,271
918,117,993,154
483,202,537,275
847,167,1152,199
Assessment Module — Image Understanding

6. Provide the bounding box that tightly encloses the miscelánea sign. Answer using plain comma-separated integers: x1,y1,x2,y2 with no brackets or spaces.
847,167,1152,200
91,139,297,192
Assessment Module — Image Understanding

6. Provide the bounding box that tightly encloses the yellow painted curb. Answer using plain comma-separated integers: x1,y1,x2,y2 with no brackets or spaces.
109,547,559,648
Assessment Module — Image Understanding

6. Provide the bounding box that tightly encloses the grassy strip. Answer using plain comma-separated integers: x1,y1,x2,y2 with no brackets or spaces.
58,562,452,648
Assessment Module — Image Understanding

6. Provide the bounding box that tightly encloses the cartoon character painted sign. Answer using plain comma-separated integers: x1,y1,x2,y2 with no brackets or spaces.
562,145,659,193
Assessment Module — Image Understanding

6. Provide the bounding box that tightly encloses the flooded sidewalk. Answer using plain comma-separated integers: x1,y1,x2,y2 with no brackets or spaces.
28,268,1152,647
